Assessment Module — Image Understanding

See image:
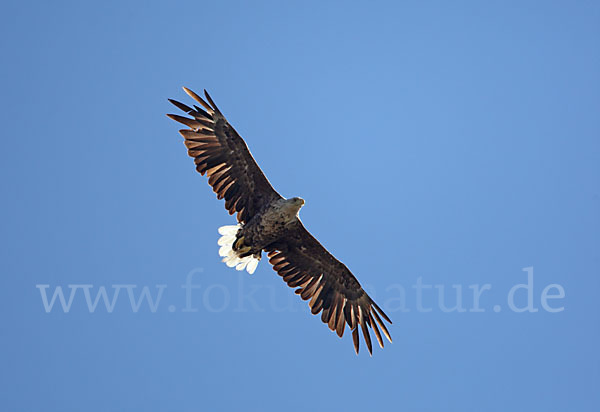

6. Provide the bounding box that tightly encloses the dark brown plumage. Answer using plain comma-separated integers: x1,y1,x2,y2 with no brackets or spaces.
167,87,281,223
168,88,392,355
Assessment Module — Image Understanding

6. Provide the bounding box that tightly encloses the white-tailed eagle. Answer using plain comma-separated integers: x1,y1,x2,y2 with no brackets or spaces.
167,88,392,355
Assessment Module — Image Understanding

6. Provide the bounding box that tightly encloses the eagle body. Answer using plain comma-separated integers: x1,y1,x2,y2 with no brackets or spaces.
168,88,393,355
218,197,305,273
233,197,305,257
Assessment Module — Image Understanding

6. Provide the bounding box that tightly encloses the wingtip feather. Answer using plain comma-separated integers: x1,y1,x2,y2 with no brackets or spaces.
204,89,221,113
352,327,359,355
182,87,214,113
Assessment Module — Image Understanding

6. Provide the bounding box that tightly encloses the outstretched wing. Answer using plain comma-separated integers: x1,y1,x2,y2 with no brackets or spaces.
167,88,282,223
266,222,392,355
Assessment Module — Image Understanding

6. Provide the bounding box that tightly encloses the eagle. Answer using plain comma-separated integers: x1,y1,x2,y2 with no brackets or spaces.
167,88,392,355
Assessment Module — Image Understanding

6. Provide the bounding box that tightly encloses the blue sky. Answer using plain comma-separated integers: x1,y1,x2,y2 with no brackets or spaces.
1,1,598,411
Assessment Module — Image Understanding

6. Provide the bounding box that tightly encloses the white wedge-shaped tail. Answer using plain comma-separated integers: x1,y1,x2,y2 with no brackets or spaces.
217,224,260,274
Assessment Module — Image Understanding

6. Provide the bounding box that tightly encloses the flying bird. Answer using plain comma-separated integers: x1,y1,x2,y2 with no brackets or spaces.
167,88,392,355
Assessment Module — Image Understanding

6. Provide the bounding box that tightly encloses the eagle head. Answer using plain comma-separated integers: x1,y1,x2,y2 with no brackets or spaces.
291,197,305,207
282,197,305,218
